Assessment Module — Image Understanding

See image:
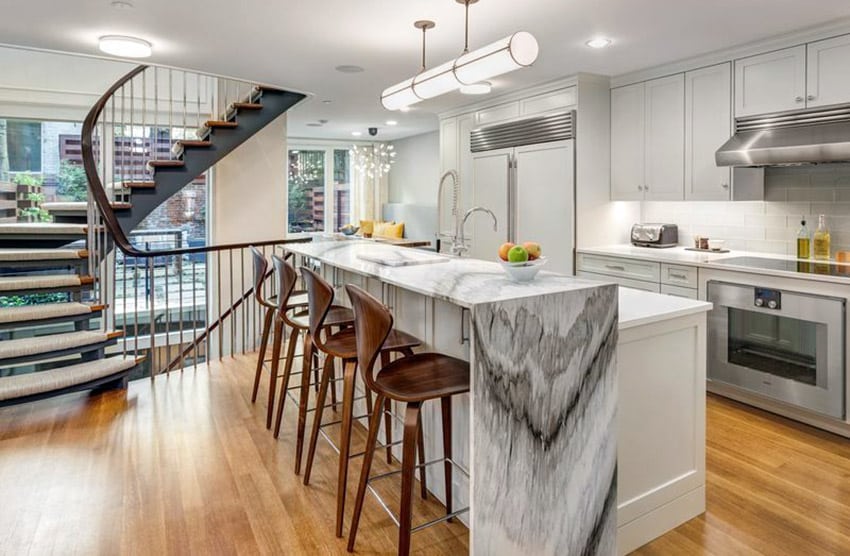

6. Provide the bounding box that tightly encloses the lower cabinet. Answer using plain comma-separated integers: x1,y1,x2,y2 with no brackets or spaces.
577,253,700,298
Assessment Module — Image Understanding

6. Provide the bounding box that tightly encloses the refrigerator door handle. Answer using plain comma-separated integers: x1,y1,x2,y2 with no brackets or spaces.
508,154,518,243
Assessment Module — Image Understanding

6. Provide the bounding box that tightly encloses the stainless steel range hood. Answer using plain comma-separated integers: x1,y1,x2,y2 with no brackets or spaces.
716,104,850,167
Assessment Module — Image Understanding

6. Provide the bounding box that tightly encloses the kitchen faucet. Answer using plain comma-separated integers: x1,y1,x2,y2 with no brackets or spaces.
451,206,498,257
436,170,460,252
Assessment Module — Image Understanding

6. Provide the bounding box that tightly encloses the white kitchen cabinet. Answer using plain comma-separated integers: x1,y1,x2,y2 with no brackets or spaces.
577,253,700,298
474,101,520,126
611,75,684,201
644,74,685,200
685,63,732,201
734,45,806,117
611,82,646,201
469,148,512,263
806,34,850,108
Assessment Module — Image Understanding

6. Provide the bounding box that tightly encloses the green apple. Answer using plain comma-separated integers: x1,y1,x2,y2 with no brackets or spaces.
507,245,529,263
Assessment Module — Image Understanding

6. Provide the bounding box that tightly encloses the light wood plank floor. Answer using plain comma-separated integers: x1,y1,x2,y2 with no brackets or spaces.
2,355,849,555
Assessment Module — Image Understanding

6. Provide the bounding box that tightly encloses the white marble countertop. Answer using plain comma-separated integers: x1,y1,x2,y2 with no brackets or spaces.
618,288,712,330
282,239,609,309
578,244,850,285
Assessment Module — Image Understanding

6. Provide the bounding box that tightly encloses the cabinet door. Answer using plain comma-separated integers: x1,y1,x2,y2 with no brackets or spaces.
644,74,685,201
515,140,574,275
734,45,806,116
685,63,732,200
611,82,645,201
470,149,511,262
807,34,850,108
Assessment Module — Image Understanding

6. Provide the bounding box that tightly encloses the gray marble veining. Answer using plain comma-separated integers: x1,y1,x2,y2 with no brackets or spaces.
472,285,618,555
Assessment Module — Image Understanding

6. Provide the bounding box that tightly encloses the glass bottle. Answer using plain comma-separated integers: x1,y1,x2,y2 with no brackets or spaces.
796,217,811,259
813,214,831,260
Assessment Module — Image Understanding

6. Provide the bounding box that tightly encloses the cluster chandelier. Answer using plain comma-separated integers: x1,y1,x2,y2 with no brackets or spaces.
381,0,539,111
350,143,396,179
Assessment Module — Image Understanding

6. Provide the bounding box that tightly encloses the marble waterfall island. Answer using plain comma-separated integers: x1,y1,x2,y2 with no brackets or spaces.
282,239,619,555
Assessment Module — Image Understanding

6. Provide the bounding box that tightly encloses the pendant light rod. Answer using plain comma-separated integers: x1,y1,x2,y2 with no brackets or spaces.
456,0,480,53
413,20,435,70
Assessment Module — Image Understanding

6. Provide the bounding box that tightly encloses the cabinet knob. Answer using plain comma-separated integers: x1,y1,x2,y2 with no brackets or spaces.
807,95,816,101
721,183,729,189
637,185,643,191
644,184,650,191
795,96,804,102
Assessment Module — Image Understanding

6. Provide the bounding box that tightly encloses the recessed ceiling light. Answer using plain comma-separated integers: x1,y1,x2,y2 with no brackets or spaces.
460,82,492,95
385,120,398,126
318,119,329,124
335,65,365,73
99,35,152,58
352,131,363,136
585,37,612,49
306,122,322,127
321,99,333,104
110,0,134,8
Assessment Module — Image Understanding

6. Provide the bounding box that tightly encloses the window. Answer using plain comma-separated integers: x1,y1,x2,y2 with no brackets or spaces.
287,145,353,233
6,120,42,173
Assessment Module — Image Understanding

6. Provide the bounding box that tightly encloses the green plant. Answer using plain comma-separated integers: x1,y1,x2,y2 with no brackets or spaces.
13,172,43,187
57,161,88,201
20,191,51,222
0,292,69,307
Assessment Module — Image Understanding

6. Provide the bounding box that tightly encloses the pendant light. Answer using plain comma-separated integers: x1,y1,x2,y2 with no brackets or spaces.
381,0,539,111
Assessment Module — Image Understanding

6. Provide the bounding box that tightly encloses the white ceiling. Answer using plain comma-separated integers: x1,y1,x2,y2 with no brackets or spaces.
2,0,850,141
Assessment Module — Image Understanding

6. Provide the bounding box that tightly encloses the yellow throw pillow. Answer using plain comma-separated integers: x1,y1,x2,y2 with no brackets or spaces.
359,220,375,235
374,221,404,239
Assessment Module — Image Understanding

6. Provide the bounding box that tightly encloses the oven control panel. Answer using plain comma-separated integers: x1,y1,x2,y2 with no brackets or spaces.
754,288,781,310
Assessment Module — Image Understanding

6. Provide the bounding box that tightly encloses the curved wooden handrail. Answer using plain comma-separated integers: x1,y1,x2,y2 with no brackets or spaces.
81,64,308,257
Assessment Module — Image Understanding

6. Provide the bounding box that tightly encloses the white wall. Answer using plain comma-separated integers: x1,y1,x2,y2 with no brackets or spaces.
388,130,439,206
640,165,850,255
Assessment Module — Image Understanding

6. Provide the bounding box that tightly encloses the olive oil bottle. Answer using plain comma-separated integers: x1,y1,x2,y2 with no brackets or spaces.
796,217,811,259
813,214,831,260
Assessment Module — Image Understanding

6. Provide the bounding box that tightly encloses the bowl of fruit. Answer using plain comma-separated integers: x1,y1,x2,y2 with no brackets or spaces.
340,224,360,236
498,242,546,282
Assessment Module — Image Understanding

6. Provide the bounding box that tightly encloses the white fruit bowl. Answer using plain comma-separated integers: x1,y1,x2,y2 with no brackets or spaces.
499,257,547,282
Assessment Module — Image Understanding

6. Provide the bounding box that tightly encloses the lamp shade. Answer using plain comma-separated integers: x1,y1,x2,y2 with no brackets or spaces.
412,60,459,100
381,77,422,111
454,31,539,85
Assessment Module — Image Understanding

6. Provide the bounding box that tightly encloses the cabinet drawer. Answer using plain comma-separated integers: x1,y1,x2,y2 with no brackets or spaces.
577,254,661,282
577,271,661,293
660,263,698,288
660,284,699,299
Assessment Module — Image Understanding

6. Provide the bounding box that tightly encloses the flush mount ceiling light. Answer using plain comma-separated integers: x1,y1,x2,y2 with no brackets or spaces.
98,35,152,58
460,81,491,95
336,65,365,73
586,37,612,49
381,0,539,111
386,120,398,126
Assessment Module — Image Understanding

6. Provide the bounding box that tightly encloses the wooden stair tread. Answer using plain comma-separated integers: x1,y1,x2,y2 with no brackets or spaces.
0,355,136,402
233,102,262,110
177,140,212,148
0,330,122,362
0,274,94,292
42,202,131,212
148,160,185,168
205,120,238,128
0,223,87,235
0,248,87,262
113,181,155,189
0,302,102,325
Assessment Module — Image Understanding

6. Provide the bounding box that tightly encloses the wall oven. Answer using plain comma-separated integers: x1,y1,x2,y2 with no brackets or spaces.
707,281,846,419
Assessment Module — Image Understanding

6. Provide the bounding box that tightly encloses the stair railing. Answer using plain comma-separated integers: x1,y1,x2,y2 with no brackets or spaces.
82,65,308,378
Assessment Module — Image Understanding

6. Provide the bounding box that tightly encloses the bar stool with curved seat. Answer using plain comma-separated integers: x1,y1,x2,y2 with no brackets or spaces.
298,267,424,539
345,284,470,556
249,246,308,429
270,255,354,444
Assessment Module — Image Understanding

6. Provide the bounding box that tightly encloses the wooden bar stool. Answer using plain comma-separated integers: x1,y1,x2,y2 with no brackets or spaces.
270,255,353,444
249,246,308,429
298,267,424,539
345,284,470,556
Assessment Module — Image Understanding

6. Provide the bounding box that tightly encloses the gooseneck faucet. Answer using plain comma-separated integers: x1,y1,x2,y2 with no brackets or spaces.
451,206,498,257
436,170,460,252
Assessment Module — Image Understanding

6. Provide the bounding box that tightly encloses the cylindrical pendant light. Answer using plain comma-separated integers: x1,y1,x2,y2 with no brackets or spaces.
380,1,539,111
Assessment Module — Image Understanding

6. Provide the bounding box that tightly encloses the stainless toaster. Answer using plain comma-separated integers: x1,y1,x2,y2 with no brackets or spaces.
630,223,679,248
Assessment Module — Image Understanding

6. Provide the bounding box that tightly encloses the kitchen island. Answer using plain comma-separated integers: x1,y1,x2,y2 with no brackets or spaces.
282,238,711,555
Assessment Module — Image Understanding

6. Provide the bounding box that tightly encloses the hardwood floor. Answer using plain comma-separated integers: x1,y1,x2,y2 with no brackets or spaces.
635,394,850,555
2,357,849,555
0,354,469,555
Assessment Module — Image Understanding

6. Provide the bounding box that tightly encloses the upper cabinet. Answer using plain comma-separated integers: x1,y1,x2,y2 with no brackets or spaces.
685,63,732,200
806,34,850,108
611,75,684,201
735,45,806,117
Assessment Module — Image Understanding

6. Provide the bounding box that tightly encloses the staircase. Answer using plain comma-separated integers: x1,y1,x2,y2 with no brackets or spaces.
0,65,308,406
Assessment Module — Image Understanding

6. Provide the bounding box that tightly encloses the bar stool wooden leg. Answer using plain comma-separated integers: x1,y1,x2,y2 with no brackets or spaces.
399,401,422,556
441,396,453,521
330,360,338,411
336,359,358,538
273,326,300,438
417,419,428,500
303,354,335,485
381,351,393,464
251,306,274,403
294,332,315,475
347,393,386,553
266,318,284,429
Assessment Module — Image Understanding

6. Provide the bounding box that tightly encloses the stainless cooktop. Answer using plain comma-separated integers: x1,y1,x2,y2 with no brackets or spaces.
712,256,850,277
